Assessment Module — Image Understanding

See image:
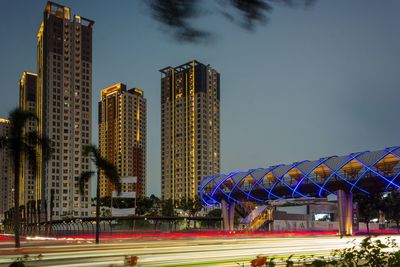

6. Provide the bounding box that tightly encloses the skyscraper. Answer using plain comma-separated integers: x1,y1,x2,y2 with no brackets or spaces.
37,2,94,219
0,119,12,220
19,72,38,209
99,83,147,202
160,60,220,202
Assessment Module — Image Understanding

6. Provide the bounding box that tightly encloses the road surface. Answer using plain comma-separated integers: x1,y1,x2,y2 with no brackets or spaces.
0,234,398,266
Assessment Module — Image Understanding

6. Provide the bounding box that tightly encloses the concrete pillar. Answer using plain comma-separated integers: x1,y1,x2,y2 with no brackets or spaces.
345,192,353,235
221,199,228,230
221,199,235,231
267,207,274,232
229,202,235,231
379,210,385,230
336,190,353,236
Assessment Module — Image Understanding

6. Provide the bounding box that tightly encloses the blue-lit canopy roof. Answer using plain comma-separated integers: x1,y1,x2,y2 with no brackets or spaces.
199,147,400,206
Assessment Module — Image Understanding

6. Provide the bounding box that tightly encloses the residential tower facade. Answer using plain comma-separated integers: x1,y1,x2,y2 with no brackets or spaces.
0,119,12,220
99,83,147,204
19,72,38,211
160,60,220,202
37,2,94,219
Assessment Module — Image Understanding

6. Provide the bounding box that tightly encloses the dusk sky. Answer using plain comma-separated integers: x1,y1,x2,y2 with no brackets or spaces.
1,0,399,197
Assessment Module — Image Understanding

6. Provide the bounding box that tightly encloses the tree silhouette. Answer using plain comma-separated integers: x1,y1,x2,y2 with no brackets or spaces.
179,197,203,217
354,192,382,233
146,0,316,42
0,108,51,248
78,145,121,244
381,190,400,232
161,199,175,217
136,194,160,216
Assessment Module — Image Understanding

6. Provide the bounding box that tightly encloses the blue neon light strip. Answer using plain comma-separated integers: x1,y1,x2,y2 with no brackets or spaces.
200,147,400,205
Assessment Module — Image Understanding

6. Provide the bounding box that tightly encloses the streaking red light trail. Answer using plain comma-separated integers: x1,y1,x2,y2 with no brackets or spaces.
1,232,400,266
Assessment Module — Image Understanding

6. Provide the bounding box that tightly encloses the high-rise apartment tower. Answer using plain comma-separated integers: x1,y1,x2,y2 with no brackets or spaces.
160,60,220,202
99,83,147,201
19,72,38,209
37,2,94,219
0,119,12,220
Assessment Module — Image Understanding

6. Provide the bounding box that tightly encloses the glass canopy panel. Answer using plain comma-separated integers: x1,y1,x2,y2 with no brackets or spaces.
242,175,256,192
374,153,400,175
222,178,235,191
251,169,268,181
204,180,216,194
287,168,303,180
262,172,276,188
313,164,332,179
341,159,363,177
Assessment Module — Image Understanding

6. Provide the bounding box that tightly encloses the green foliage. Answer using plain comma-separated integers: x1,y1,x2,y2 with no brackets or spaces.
206,208,221,223
249,237,400,267
309,259,327,267
381,190,400,231
136,195,160,215
200,208,221,228
207,208,222,218
331,236,400,267
178,196,203,216
100,208,111,217
354,192,382,232
79,144,121,195
100,196,111,207
285,254,294,267
77,144,120,244
161,199,175,217
1,108,52,248
112,198,135,209
267,257,276,267
387,250,400,267
9,261,26,267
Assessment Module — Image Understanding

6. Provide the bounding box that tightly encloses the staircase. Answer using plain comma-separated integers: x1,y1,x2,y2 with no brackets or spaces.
235,201,258,218
243,206,273,231
235,202,250,218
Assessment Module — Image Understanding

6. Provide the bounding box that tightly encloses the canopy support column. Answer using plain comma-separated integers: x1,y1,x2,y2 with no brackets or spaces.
221,199,235,231
336,190,353,236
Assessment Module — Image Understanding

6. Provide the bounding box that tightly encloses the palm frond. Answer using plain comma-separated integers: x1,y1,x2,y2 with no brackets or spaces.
83,144,100,164
100,158,121,194
10,108,37,120
83,144,121,194
27,131,53,161
23,142,38,175
78,171,94,195
9,108,37,134
80,144,121,199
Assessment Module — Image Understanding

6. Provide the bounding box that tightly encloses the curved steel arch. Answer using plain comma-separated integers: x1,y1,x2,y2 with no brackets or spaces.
200,146,400,205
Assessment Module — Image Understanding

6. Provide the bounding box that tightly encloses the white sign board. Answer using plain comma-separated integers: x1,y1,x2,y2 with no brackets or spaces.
112,208,135,216
112,191,136,198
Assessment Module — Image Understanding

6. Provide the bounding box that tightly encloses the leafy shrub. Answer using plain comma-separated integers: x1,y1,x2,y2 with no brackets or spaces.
9,261,26,267
332,237,400,267
250,236,400,267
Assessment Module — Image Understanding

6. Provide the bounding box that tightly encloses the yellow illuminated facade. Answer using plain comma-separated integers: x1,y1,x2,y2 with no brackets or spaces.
19,72,38,211
160,60,220,202
99,83,147,200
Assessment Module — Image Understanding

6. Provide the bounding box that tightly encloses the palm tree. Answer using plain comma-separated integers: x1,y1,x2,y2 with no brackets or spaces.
0,108,51,248
78,145,121,244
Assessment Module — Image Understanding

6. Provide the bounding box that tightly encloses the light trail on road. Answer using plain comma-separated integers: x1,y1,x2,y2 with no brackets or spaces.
0,235,399,266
